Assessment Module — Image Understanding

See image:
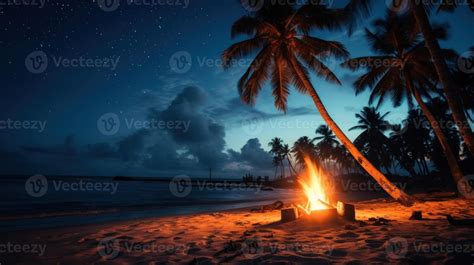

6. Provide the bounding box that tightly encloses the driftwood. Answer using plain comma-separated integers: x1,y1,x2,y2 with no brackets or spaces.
446,215,474,226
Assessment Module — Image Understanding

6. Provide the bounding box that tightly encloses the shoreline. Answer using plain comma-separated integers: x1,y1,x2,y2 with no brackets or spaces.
1,193,474,264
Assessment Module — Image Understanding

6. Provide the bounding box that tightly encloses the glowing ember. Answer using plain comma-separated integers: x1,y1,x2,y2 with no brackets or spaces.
297,157,332,214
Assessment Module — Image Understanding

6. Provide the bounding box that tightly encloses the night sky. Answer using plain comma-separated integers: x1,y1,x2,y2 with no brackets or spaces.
0,0,473,178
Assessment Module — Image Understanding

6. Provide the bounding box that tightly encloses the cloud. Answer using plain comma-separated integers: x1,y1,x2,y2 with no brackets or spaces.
228,138,273,171
18,87,276,177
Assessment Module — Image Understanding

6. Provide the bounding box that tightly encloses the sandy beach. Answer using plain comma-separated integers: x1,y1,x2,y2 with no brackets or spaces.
1,193,474,264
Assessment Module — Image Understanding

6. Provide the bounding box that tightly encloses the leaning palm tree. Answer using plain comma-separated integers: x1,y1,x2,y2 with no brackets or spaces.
344,0,474,156
223,3,414,205
408,0,474,156
342,12,465,192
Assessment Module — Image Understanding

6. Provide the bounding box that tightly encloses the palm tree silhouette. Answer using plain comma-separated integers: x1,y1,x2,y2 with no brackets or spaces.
313,125,340,173
390,109,431,176
291,136,316,170
345,0,474,156
349,106,419,177
223,3,414,205
349,107,393,174
342,12,465,191
408,0,474,156
269,137,285,179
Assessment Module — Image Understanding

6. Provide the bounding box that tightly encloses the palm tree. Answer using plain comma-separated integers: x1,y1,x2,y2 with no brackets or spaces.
344,0,474,156
452,55,474,122
426,97,462,179
313,125,340,173
408,0,474,156
222,3,414,205
291,136,316,170
269,137,285,178
342,12,465,192
281,144,297,177
349,107,400,175
390,109,431,177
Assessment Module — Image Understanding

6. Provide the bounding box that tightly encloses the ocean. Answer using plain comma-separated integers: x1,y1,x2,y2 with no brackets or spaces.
0,175,299,232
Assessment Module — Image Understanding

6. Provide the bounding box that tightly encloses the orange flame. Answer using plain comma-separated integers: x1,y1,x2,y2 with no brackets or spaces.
297,157,331,214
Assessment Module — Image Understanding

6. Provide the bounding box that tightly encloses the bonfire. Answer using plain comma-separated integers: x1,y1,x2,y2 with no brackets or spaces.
297,157,333,214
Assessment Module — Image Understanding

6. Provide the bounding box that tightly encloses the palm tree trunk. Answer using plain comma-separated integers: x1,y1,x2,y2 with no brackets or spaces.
286,156,297,177
302,86,415,206
409,0,474,156
412,88,465,190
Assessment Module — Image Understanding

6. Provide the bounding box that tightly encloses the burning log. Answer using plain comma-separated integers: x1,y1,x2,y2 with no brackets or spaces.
280,207,298,222
336,201,356,221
